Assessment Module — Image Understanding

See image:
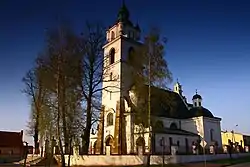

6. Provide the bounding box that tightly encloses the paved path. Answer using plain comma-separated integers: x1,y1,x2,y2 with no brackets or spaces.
228,162,250,167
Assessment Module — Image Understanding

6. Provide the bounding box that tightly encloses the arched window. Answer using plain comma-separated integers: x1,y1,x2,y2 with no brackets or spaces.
185,138,189,153
110,72,113,81
109,48,115,65
170,122,178,129
169,137,173,146
128,47,135,61
107,113,113,126
210,129,214,141
111,31,115,40
155,120,164,129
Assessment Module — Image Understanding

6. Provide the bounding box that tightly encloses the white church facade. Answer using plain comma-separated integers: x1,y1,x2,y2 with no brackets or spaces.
90,3,222,155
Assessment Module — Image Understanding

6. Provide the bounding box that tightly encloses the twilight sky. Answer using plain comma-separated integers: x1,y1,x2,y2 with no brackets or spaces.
0,0,250,144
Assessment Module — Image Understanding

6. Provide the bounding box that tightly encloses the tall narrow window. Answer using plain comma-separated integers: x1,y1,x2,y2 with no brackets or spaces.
109,48,115,64
107,113,114,126
169,137,173,146
185,138,189,153
110,72,113,81
111,31,115,40
128,47,135,61
210,129,214,141
110,92,112,100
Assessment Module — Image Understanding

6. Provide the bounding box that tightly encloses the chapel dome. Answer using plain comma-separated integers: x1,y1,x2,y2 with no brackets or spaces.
192,94,202,100
189,107,214,118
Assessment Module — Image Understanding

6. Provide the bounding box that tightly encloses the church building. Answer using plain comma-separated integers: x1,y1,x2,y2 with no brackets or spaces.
89,3,222,155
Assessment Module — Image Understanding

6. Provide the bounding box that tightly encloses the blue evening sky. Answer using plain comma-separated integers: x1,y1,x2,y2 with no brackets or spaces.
0,0,249,144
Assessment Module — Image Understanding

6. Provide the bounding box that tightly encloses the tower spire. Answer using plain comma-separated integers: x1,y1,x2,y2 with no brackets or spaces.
117,0,131,24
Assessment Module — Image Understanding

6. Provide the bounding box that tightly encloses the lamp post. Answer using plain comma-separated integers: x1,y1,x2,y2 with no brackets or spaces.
23,141,28,167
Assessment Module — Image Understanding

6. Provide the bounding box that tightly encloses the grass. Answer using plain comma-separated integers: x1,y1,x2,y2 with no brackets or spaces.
209,156,250,166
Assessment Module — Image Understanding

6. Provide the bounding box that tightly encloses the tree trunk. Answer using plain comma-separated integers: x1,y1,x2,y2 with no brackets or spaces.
67,138,72,167
58,137,66,167
34,124,39,154
82,98,92,154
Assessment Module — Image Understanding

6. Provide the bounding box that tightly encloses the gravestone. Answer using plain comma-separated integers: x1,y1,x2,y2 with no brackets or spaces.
171,146,178,155
192,145,196,154
245,146,249,152
223,145,228,153
210,145,215,154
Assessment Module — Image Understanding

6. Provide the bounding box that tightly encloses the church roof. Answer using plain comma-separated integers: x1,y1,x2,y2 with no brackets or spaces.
189,107,214,118
192,93,202,100
153,128,199,137
132,85,194,119
131,85,214,123
117,2,133,26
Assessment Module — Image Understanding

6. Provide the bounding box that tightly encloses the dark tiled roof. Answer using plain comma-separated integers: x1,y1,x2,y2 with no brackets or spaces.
0,131,23,147
189,107,214,118
132,85,194,119
153,128,199,137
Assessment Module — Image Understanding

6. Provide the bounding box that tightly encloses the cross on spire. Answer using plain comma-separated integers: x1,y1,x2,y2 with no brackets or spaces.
195,89,198,94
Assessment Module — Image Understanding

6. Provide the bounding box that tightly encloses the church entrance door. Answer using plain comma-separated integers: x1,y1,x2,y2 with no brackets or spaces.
136,137,145,155
105,135,114,155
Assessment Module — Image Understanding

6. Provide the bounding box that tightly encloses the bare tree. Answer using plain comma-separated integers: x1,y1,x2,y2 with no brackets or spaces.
127,27,172,166
22,63,47,154
23,23,84,167
80,22,116,154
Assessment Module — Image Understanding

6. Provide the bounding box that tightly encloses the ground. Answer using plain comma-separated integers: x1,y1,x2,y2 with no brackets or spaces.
228,163,250,167
0,156,249,167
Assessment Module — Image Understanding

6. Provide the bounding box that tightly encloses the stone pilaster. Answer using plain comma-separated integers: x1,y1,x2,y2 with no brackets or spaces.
113,99,127,154
95,105,105,154
113,101,120,154
120,99,127,154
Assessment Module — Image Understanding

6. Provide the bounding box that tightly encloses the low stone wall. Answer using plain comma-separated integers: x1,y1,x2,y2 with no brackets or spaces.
151,153,250,164
64,155,144,166
63,153,250,166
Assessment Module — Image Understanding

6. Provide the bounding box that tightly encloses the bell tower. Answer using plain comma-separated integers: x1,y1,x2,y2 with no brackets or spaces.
96,2,142,155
